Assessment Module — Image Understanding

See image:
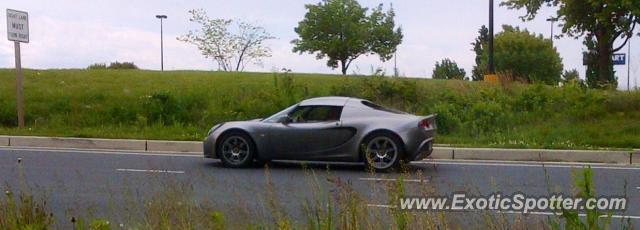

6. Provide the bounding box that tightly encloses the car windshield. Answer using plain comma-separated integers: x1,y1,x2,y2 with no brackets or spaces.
263,104,298,123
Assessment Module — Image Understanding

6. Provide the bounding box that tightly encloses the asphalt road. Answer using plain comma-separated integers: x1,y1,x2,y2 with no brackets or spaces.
0,147,638,229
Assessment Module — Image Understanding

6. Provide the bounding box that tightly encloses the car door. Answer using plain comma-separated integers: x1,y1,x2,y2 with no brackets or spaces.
268,105,353,160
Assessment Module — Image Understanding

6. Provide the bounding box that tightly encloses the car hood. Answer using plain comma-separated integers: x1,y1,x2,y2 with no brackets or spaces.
221,118,263,126
207,118,263,135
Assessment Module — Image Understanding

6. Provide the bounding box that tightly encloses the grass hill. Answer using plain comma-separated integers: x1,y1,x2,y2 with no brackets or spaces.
0,69,638,149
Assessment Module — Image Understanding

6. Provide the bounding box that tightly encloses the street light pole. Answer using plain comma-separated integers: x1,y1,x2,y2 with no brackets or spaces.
155,15,167,71
546,18,557,45
488,0,495,75
628,33,632,91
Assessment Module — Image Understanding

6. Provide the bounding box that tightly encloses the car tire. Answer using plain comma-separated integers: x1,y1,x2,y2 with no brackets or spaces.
361,132,405,172
217,131,256,168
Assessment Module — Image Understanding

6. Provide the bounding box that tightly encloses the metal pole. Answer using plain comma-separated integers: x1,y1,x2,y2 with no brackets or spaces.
628,34,631,91
550,20,554,45
394,51,398,77
160,18,164,72
547,18,557,46
488,0,495,74
14,41,24,128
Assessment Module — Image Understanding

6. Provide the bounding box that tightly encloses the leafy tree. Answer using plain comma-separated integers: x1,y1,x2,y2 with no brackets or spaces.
502,0,639,88
478,25,563,85
583,34,615,88
562,69,580,83
178,9,275,71
292,0,403,75
562,69,586,87
432,59,467,80
471,25,489,81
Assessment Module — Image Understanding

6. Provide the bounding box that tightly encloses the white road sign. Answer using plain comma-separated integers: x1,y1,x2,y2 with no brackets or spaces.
7,9,29,43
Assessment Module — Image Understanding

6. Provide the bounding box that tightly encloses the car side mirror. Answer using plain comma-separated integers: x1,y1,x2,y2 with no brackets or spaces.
278,115,291,125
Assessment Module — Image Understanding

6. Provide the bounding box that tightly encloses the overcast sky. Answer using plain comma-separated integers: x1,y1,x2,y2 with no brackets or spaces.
1,0,638,89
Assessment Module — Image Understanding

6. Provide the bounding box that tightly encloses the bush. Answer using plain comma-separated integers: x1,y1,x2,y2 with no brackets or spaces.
343,76,417,110
514,84,553,112
432,58,466,80
87,62,138,70
468,100,505,134
428,103,462,135
108,61,138,69
87,63,107,70
0,100,16,126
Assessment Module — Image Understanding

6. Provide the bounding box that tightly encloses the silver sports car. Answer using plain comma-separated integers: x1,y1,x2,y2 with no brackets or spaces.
203,97,436,171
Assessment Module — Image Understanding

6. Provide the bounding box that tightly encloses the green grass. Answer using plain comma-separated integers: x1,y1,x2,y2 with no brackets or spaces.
0,68,639,149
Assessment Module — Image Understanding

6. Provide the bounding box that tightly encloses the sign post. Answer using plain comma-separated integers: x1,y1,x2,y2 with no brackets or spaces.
7,9,29,128
484,0,498,83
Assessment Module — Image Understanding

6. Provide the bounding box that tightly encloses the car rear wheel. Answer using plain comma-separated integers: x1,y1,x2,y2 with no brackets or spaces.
362,133,404,171
218,132,255,168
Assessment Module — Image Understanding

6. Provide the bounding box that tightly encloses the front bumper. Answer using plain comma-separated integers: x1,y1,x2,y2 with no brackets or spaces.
203,123,226,158
203,135,217,158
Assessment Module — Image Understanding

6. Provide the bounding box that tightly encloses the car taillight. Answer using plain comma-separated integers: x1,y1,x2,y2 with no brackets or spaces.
419,119,431,129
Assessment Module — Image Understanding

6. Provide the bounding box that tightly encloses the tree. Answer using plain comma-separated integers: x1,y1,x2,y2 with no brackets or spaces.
478,25,563,85
292,0,403,75
471,25,489,81
432,59,467,80
582,35,613,88
562,69,580,82
502,0,639,88
562,69,586,87
178,9,275,71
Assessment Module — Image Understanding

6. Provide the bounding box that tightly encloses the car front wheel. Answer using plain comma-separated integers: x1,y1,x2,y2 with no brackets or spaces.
218,132,255,168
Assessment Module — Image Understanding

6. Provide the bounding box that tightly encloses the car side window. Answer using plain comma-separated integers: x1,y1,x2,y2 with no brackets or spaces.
288,106,343,123
288,106,312,123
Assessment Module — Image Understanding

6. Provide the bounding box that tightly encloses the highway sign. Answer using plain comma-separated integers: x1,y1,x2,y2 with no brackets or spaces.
613,53,626,65
7,9,29,43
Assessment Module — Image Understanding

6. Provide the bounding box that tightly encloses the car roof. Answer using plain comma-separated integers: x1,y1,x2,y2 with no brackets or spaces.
299,96,362,106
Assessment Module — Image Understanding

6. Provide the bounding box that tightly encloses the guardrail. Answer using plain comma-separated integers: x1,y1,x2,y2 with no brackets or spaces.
1,135,638,165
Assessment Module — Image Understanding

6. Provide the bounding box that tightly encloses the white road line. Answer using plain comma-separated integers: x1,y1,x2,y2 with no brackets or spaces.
414,161,640,170
116,168,185,174
366,204,640,219
367,204,396,208
359,177,428,183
